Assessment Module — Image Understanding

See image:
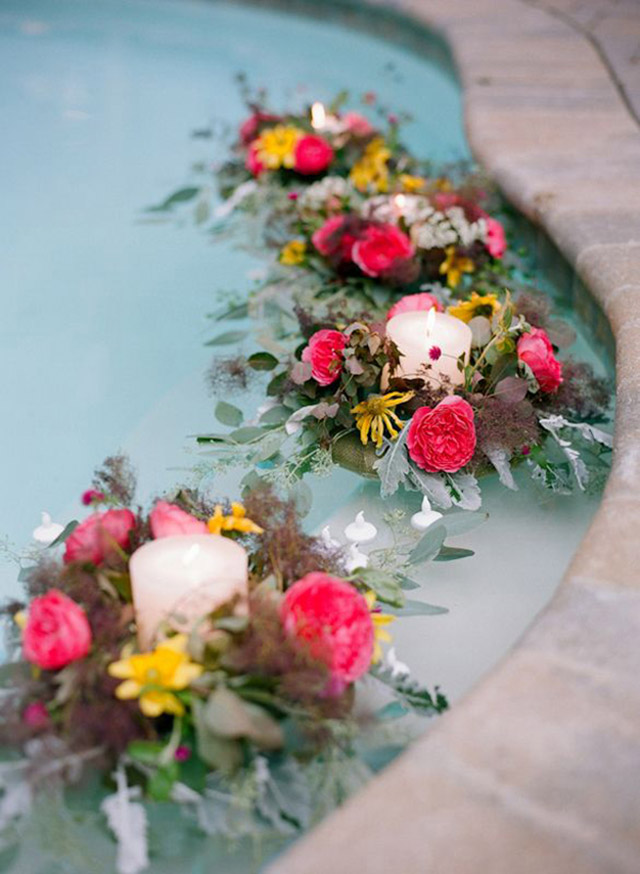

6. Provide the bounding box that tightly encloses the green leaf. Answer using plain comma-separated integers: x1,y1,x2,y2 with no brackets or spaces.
352,567,404,608
228,426,265,444
205,330,248,347
127,740,164,766
253,432,286,463
374,428,410,498
434,545,474,561
208,301,249,322
194,199,210,225
46,520,78,549
146,186,201,212
440,511,488,538
203,686,283,750
407,523,446,565
259,405,289,426
192,698,243,774
215,400,244,428
247,352,278,371
389,599,449,617
147,761,179,801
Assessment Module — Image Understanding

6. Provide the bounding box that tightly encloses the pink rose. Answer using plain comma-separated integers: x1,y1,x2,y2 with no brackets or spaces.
387,292,443,321
23,589,92,671
64,509,136,565
301,329,346,386
150,501,207,538
408,396,477,473
312,215,358,263
245,142,265,177
517,327,563,392
23,701,50,729
238,111,280,145
352,223,414,278
342,111,375,137
485,217,507,258
281,572,374,697
293,134,334,175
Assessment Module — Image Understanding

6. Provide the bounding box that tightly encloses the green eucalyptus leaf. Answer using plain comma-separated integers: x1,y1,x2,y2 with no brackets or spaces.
46,520,79,549
434,545,474,561
127,740,164,766
407,523,446,565
440,511,488,537
247,351,279,371
215,400,244,428
205,330,248,347
388,599,448,617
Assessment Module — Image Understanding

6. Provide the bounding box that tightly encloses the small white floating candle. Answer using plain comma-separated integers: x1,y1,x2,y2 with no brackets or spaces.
33,512,64,545
310,101,327,130
344,511,377,544
384,308,472,391
130,535,248,650
344,543,369,573
410,496,443,531
320,526,341,549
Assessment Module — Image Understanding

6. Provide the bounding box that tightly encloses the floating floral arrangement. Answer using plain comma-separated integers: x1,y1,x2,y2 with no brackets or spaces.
0,457,464,872
177,92,613,508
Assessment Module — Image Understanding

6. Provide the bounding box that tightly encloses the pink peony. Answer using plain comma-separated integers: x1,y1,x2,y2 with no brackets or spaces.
517,327,563,392
23,701,50,729
245,142,265,177
149,501,207,538
301,329,347,386
312,215,358,263
485,217,507,258
293,134,334,175
280,572,374,696
352,223,414,278
23,589,92,671
64,509,136,565
387,292,443,321
407,396,477,473
342,111,375,137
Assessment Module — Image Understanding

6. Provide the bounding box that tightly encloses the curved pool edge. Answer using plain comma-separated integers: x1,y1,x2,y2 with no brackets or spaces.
269,1,640,871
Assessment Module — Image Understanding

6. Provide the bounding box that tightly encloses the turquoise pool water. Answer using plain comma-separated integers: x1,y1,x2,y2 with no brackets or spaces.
0,1,613,870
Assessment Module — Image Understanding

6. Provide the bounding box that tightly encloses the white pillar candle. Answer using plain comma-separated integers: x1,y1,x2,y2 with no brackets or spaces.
130,535,249,650
383,308,472,391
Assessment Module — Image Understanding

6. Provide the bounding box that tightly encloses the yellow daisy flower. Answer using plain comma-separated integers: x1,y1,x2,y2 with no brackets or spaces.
349,137,391,193
399,173,426,193
439,246,475,288
351,391,414,449
448,291,501,323
364,590,394,663
255,125,302,170
207,502,264,536
279,240,306,266
108,635,203,718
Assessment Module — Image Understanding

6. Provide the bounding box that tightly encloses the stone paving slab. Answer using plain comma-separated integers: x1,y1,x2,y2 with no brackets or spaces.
269,0,640,871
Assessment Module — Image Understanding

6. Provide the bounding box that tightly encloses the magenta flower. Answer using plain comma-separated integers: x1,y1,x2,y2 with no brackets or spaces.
429,346,442,361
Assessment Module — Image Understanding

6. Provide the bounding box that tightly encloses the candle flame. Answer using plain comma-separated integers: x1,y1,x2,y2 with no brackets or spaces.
426,306,436,338
393,193,406,211
311,102,326,130
182,543,201,566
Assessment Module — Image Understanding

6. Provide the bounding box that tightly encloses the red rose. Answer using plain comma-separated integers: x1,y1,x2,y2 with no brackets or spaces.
352,223,414,278
245,142,265,177
312,215,358,264
281,572,374,697
149,501,207,538
407,396,477,473
293,134,334,175
517,327,563,392
301,329,346,386
23,589,92,671
64,509,136,565
387,292,443,321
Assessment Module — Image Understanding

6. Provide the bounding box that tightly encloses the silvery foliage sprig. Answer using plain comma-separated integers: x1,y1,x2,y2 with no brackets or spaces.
531,414,613,493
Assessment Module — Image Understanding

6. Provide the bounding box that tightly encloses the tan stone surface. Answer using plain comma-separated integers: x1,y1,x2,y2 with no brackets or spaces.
270,0,640,871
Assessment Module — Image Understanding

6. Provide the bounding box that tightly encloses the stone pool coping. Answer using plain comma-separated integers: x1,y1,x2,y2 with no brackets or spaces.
270,1,640,871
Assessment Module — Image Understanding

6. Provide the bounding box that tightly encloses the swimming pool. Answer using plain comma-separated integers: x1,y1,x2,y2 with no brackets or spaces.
0,0,614,870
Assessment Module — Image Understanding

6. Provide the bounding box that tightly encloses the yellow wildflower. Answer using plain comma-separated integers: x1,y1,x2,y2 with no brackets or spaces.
13,611,27,630
399,173,426,193
435,177,452,192
108,635,203,718
364,591,394,663
279,240,306,266
349,137,391,193
351,391,414,449
254,125,302,170
439,246,475,288
448,291,501,323
208,502,264,536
